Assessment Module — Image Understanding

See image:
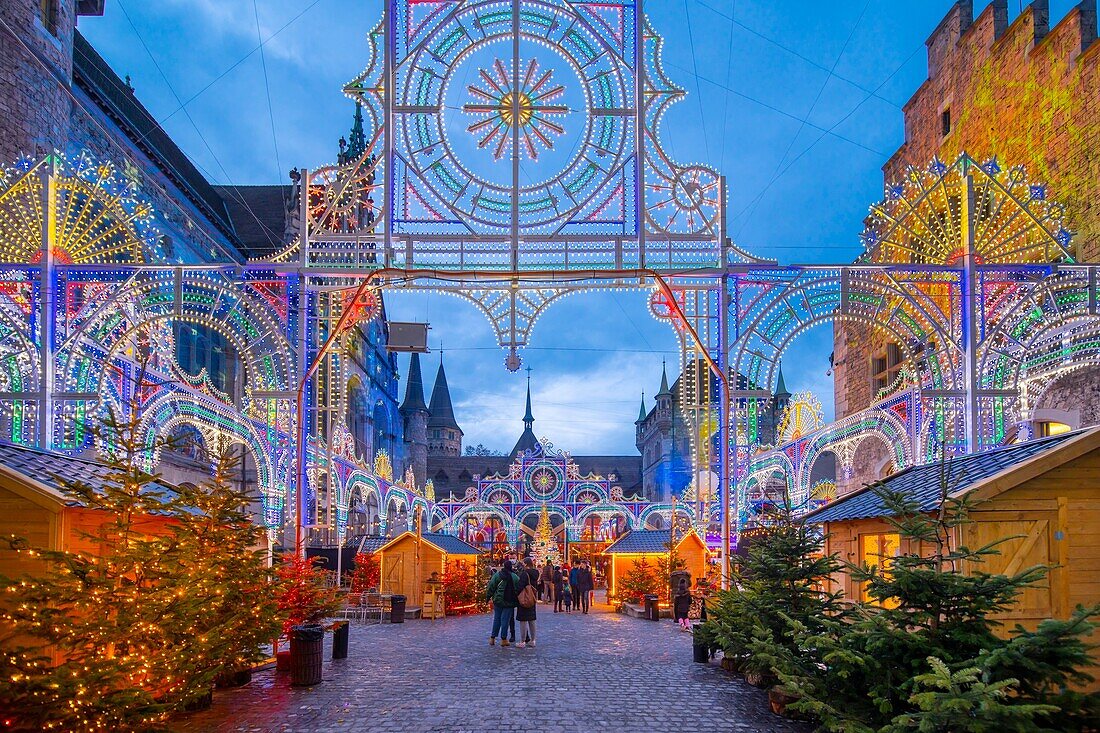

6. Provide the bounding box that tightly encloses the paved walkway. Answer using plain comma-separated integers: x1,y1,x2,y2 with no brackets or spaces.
177,601,810,733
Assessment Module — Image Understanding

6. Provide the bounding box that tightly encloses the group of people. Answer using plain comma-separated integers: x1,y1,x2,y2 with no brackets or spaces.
538,559,594,614
485,557,597,648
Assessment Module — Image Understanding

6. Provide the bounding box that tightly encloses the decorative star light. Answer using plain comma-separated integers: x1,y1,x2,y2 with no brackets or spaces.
463,58,568,161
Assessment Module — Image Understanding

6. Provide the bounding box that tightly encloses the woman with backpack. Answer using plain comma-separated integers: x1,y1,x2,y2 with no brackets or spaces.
487,559,520,646
515,558,539,647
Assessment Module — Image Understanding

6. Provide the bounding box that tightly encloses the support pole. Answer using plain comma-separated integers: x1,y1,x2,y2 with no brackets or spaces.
39,160,57,450
718,271,731,589
961,167,979,454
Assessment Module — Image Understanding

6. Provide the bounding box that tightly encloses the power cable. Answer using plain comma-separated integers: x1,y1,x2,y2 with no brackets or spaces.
253,0,283,182
731,41,924,238
116,2,282,248
683,0,712,162
127,0,328,151
662,59,887,158
737,1,871,233
692,0,903,111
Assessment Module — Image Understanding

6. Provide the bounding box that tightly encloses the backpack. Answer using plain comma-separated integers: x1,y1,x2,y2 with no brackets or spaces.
517,579,537,608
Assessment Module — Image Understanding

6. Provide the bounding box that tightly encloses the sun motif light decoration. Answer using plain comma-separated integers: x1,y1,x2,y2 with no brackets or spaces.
776,392,825,446
463,59,568,161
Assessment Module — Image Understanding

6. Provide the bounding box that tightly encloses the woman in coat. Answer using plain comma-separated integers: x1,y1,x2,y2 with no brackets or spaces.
487,559,520,647
552,565,565,613
515,558,539,647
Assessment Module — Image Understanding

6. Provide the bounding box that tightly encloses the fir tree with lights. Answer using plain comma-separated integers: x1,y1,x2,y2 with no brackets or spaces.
350,552,381,593
531,504,559,567
0,349,285,731
166,449,281,688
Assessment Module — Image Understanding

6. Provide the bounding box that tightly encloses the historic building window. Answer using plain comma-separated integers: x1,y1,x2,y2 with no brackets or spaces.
860,532,900,606
940,107,951,137
40,0,58,35
1037,421,1071,437
174,323,238,399
346,379,370,459
871,342,904,396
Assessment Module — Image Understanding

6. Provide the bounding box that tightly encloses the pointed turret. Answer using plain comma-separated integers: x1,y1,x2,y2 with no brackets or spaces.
523,369,535,430
511,368,539,458
347,102,366,160
401,353,429,485
775,361,791,399
636,391,647,423
657,360,672,397
400,352,428,413
427,357,462,456
428,358,460,430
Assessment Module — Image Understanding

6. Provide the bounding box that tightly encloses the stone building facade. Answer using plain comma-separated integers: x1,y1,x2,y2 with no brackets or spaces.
636,362,789,503
0,0,90,164
832,0,1100,493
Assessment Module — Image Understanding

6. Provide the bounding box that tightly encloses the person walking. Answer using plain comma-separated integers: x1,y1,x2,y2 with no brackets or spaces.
539,559,554,604
562,574,573,612
568,562,582,611
487,559,520,647
577,560,594,614
515,558,539,647
553,565,564,613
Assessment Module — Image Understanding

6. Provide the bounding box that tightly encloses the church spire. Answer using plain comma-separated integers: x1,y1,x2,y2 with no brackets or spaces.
657,359,672,397
523,366,534,429
347,102,366,160
775,360,790,398
637,391,647,423
428,357,460,430
400,352,428,413
510,367,539,459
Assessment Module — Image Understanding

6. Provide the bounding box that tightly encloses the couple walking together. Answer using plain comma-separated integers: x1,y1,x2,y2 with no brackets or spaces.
487,558,539,647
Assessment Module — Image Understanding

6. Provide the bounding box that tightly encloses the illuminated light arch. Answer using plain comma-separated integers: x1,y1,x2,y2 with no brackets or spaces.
861,154,1074,265
342,470,385,531
0,154,161,265
565,481,610,504
59,272,292,398
513,502,570,528
636,501,694,529
134,393,281,527
731,277,958,398
572,502,636,532
796,407,910,494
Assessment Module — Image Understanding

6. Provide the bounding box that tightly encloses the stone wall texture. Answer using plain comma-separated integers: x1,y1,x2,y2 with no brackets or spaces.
833,1,1099,492
0,1,75,163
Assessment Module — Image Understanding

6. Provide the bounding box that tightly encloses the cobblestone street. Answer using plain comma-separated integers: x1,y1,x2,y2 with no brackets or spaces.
177,602,810,733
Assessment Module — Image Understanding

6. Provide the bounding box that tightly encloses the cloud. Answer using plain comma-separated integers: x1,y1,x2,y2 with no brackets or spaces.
450,352,655,456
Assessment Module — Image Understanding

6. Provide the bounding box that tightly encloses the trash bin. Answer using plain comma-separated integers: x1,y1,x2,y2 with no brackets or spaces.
390,594,407,623
692,625,709,663
290,624,324,687
644,594,660,621
331,619,349,660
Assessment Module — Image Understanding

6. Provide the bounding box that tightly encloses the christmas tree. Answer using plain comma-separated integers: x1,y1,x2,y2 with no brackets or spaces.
167,449,281,687
531,504,559,567
0,363,281,731
350,552,381,593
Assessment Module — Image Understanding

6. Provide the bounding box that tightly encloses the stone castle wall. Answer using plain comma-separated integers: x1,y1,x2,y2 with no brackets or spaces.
0,0,76,163
833,1,1100,475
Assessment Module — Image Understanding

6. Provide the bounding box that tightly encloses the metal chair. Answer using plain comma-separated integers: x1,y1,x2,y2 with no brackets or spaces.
359,592,384,624
335,592,362,623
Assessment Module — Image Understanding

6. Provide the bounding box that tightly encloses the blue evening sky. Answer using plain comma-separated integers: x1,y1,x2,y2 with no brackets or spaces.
79,1,1075,455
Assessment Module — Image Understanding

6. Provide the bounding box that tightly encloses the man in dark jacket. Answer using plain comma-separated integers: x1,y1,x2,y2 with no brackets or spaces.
487,559,520,646
575,561,593,613
552,565,564,613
